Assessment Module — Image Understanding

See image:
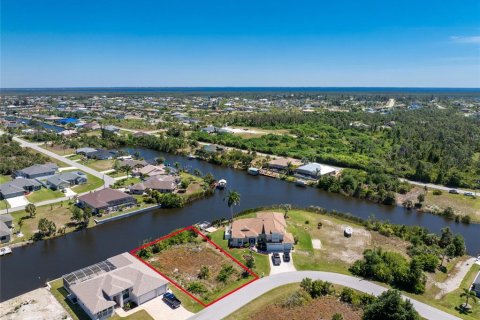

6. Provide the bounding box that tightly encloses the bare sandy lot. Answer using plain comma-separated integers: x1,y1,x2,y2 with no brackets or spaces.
0,287,70,320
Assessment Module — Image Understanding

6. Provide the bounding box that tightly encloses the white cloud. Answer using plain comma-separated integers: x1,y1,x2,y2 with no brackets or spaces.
450,36,480,44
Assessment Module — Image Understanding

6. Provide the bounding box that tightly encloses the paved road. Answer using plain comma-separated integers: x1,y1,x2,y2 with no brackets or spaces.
399,178,474,195
188,271,461,320
13,136,115,186
0,137,115,214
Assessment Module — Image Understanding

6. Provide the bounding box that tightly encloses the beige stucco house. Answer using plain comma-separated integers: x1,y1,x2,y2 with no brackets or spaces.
226,212,294,252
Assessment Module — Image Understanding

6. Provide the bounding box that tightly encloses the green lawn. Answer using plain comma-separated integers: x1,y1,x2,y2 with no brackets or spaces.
170,286,205,313
113,177,142,188
209,228,270,277
26,187,65,203
65,154,83,160
0,200,10,210
70,171,105,193
50,279,153,320
50,279,91,320
81,159,114,171
0,174,11,184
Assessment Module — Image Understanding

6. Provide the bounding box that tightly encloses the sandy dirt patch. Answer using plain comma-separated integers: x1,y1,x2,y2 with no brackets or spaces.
319,218,371,263
434,257,477,298
312,239,322,249
0,287,70,320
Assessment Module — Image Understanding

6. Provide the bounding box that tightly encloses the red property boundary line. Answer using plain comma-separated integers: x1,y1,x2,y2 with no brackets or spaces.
129,225,260,307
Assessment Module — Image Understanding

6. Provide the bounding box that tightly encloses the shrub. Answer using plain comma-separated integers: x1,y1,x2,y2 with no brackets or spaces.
187,281,207,294
460,215,471,224
432,189,442,195
217,265,235,283
340,287,355,304
198,266,210,280
281,289,312,308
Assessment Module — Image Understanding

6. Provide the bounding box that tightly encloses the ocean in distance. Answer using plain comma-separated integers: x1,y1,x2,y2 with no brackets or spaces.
1,87,480,95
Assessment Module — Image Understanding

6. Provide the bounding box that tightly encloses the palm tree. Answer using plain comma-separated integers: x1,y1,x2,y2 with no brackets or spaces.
286,161,294,175
460,288,477,309
121,165,131,178
26,203,36,218
224,190,240,221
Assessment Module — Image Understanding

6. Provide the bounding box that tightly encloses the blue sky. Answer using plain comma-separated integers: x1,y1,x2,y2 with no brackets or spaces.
1,0,479,88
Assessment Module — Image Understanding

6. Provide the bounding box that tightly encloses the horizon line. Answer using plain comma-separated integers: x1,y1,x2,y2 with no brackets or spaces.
1,86,480,90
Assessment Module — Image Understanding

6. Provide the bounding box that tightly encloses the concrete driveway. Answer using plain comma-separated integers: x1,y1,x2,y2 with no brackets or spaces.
63,188,76,197
115,295,193,320
6,196,29,208
269,253,296,275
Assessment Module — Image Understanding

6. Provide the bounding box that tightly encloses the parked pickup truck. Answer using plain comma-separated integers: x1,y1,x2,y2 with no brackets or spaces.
163,293,181,309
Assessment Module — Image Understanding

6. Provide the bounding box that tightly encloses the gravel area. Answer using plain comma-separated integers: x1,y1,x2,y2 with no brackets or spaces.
0,287,70,320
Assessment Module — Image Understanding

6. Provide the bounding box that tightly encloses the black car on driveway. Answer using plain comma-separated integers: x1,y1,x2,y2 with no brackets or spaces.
163,293,181,309
283,251,291,262
272,253,281,266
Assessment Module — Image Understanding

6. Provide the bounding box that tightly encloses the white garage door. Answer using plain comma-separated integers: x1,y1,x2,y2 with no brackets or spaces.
138,289,158,305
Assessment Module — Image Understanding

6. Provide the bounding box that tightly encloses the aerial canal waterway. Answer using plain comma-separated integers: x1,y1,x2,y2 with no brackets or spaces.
1,147,479,301
10,117,65,132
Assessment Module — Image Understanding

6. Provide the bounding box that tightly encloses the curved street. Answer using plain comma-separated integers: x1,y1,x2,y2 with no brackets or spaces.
188,271,461,320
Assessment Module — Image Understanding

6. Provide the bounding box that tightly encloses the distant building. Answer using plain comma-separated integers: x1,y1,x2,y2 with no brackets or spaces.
14,163,58,179
0,214,13,243
295,163,338,179
132,164,166,177
76,147,97,155
104,125,120,133
62,253,169,320
56,118,79,125
0,179,42,199
202,144,224,153
201,125,218,134
267,158,302,172
46,171,88,190
85,149,118,160
128,175,177,194
118,159,148,169
78,188,136,214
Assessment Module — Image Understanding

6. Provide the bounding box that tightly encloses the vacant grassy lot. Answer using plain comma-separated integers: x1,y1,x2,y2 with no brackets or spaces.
5,202,88,247
41,143,76,155
425,190,480,222
280,209,410,274
209,228,270,277
26,187,65,203
80,159,114,171
224,283,362,320
27,148,70,168
142,230,255,305
50,279,153,320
